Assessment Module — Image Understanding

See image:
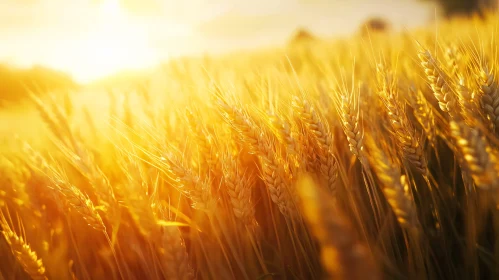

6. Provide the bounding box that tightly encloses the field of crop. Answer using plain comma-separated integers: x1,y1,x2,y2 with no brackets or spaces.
1,14,499,280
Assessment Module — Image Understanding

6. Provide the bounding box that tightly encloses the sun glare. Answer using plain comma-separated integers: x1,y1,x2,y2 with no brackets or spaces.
58,0,160,83
101,0,122,18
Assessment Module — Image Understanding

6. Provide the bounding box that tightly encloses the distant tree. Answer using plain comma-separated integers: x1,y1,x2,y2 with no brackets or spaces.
422,0,498,17
359,17,391,37
289,28,316,46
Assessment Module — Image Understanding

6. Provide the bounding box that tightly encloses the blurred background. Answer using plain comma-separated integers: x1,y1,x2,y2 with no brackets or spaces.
0,0,497,106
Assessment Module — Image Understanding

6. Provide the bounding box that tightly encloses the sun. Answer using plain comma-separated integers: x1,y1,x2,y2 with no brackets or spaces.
101,0,122,18
60,0,159,83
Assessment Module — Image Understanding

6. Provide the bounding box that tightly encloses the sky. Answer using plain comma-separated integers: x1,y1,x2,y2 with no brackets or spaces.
0,0,438,83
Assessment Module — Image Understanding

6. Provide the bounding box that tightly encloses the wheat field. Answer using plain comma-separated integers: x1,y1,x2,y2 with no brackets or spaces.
2,13,499,280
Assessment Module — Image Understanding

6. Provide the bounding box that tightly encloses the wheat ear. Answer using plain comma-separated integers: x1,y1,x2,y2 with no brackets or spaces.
335,84,365,162
444,45,460,77
54,180,106,232
418,49,459,119
450,121,498,190
410,87,436,144
221,151,256,225
162,152,216,212
297,176,380,280
455,78,483,125
292,96,338,193
216,97,295,217
185,108,220,175
377,67,428,174
367,139,419,229
477,66,499,131
269,114,302,171
158,226,196,280
0,211,47,280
